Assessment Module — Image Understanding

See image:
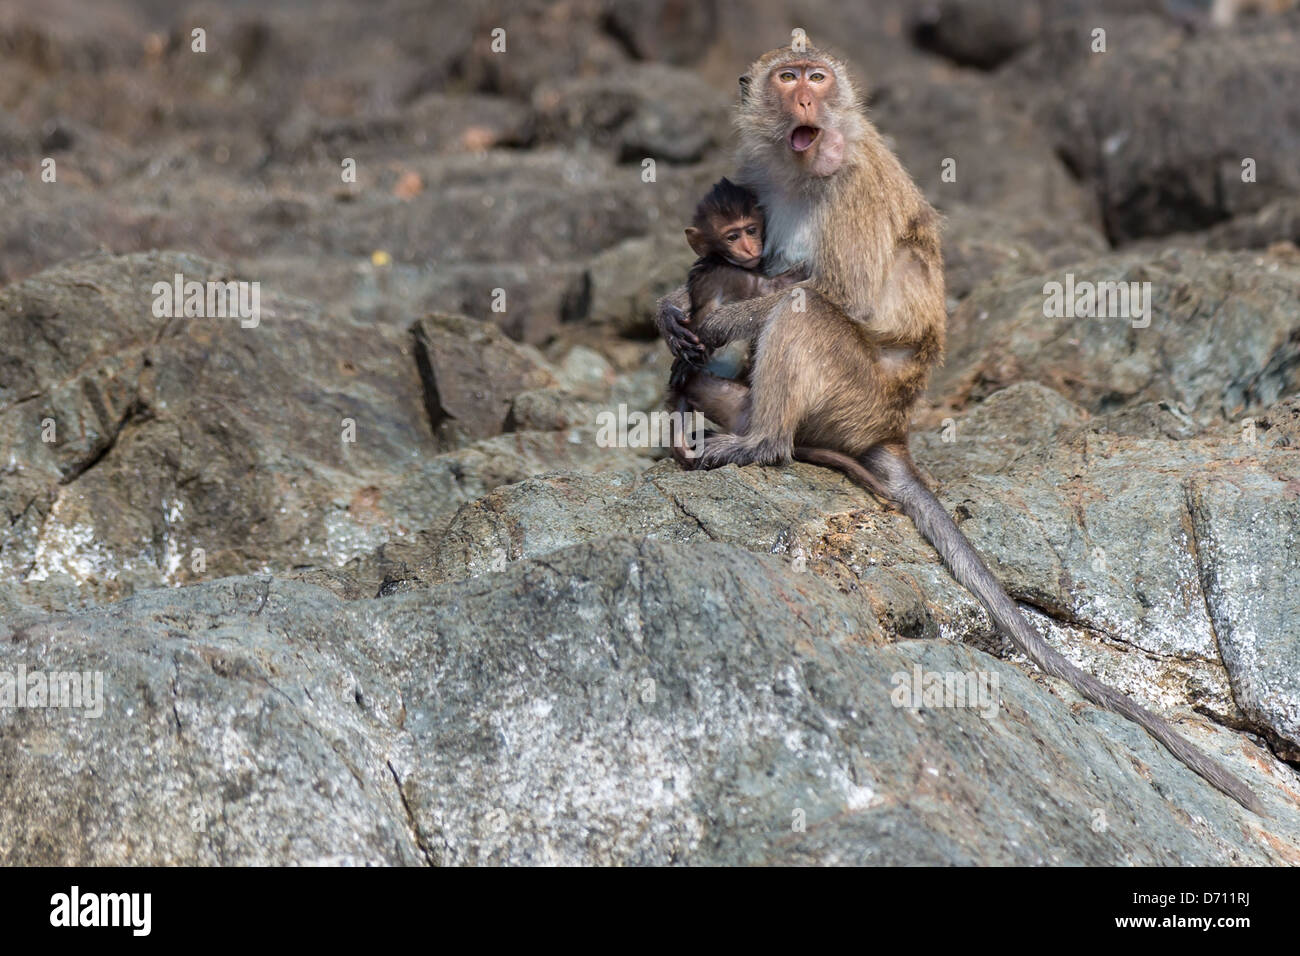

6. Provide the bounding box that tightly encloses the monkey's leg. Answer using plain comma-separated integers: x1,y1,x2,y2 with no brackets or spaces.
681,370,751,433
670,393,694,467
865,244,945,365
698,293,861,468
668,370,752,470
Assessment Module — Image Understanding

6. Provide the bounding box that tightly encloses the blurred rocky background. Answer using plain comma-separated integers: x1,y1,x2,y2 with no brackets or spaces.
1,0,1299,863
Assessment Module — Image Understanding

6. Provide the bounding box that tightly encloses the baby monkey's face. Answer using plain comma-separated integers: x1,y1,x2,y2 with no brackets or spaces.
716,212,764,270
686,209,764,269
685,179,768,270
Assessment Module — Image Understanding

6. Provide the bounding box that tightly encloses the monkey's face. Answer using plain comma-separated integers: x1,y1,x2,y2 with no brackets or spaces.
715,214,763,269
769,60,848,178
739,49,858,179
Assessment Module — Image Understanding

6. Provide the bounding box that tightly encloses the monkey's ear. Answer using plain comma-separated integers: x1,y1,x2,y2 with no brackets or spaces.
684,227,709,257
737,74,751,102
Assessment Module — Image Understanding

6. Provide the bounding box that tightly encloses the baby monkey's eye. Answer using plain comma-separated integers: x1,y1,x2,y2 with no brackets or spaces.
746,226,759,236
725,232,740,243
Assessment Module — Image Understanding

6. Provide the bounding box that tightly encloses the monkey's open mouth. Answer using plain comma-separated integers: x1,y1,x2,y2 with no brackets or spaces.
789,126,821,152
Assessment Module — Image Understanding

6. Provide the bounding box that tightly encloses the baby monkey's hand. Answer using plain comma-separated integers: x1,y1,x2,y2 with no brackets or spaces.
658,301,708,365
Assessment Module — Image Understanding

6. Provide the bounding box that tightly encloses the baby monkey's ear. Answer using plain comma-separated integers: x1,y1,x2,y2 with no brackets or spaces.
684,226,709,258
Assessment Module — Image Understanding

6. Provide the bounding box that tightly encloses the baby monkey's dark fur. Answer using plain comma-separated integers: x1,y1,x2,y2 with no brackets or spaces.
668,178,805,465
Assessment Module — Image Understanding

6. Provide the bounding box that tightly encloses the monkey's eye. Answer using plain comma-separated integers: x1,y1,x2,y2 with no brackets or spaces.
810,71,826,82
745,226,758,236
779,71,797,82
725,233,740,243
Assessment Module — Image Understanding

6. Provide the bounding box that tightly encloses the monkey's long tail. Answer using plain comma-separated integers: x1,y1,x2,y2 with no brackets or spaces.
794,444,1264,814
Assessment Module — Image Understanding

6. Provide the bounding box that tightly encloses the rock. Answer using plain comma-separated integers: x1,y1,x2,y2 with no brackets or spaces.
0,254,655,609
912,0,1044,70
1252,393,1300,449
1191,470,1300,758
579,229,700,337
1089,400,1203,441
932,248,1300,425
506,388,605,431
535,63,730,163
871,68,1100,225
0,252,430,607
405,93,537,153
553,345,616,400
410,313,558,445
941,203,1109,302
376,382,1300,753
912,381,1090,480
602,0,718,64
0,578,422,865
1039,23,1300,240
3,539,1297,865
272,94,537,162
409,462,871,587
1157,197,1300,253
449,0,628,100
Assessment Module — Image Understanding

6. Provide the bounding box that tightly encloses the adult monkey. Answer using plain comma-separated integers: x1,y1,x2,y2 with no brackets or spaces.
656,44,1262,813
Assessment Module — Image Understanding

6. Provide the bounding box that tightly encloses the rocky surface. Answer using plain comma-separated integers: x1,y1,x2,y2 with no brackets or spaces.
1,0,1298,864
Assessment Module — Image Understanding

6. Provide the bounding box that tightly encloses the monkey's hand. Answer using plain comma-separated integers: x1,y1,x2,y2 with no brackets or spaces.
658,301,708,364
655,286,708,363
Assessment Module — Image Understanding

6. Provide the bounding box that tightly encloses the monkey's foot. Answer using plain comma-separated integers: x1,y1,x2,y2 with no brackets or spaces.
669,355,710,391
696,433,792,469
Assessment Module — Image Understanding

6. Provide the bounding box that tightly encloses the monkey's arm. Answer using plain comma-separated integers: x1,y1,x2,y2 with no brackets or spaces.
860,232,945,354
655,285,707,363
708,264,810,305
691,286,802,352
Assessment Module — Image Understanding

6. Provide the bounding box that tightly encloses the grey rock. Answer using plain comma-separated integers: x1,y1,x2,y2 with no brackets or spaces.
0,254,656,609
933,248,1300,425
449,0,627,100
1039,22,1300,240
535,64,730,163
602,0,718,65
579,229,701,338
411,313,558,446
872,69,1100,225
913,0,1044,70
383,383,1300,755
2,539,1296,865
941,203,1109,304
912,381,1090,481
0,578,422,865
1190,470,1300,758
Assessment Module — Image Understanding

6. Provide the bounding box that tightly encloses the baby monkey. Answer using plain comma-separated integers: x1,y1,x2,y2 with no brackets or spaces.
668,178,806,464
